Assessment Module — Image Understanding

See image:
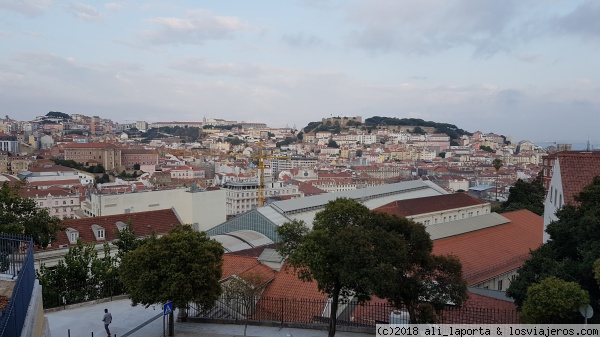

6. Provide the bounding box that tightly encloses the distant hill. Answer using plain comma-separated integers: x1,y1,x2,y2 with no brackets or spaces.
301,116,471,140
46,111,71,119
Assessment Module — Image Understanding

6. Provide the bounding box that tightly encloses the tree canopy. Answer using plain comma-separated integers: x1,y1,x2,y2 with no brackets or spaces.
499,173,545,215
0,182,63,248
119,226,224,314
277,198,467,335
277,199,376,337
370,212,467,322
507,176,600,321
520,276,589,323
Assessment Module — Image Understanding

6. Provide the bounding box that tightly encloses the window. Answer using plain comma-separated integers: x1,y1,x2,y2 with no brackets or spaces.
97,230,104,238
71,200,74,204
550,186,553,202
498,280,503,291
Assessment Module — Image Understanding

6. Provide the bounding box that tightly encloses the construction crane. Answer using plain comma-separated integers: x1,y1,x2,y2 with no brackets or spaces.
234,140,289,207
255,141,289,207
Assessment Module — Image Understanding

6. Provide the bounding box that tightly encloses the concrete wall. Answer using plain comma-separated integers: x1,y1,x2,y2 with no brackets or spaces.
84,188,226,232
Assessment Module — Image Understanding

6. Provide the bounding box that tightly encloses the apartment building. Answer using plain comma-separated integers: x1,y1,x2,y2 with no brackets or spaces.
63,142,122,170
223,181,302,216
21,186,81,219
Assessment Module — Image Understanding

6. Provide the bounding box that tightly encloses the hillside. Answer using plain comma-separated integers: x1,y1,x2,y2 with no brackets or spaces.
302,116,472,140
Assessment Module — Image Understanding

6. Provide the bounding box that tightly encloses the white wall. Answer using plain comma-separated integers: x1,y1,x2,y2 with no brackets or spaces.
83,188,227,232
543,160,563,243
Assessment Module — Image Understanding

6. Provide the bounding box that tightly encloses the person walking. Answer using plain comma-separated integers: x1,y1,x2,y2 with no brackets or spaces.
102,308,112,337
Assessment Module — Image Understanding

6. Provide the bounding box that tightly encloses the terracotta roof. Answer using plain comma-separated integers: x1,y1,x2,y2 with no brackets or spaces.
221,254,263,280
44,208,183,251
351,292,519,325
433,210,543,285
253,263,328,323
21,186,75,198
29,164,76,172
556,152,600,205
374,193,488,217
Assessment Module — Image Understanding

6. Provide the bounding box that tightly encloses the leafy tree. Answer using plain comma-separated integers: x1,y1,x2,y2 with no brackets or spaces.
413,126,426,135
95,173,110,184
37,240,119,307
112,220,146,261
46,111,71,119
119,226,224,323
371,212,467,323
500,173,545,215
133,163,141,171
507,176,600,320
356,149,363,157
0,182,62,248
520,276,588,323
327,139,339,148
276,199,376,337
438,152,446,159
480,145,494,153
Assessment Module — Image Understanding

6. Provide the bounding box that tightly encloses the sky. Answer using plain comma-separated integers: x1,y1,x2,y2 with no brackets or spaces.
1,0,599,143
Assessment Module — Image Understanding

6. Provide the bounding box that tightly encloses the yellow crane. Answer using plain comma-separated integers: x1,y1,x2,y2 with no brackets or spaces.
234,140,289,207
255,141,289,207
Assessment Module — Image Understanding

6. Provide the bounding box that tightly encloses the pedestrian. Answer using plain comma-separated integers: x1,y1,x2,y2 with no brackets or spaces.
102,308,112,337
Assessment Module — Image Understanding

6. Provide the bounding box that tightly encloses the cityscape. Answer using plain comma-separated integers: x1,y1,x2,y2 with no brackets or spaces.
2,1,600,337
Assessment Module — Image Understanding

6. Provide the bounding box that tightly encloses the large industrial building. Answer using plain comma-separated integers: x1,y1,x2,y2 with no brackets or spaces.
206,179,448,241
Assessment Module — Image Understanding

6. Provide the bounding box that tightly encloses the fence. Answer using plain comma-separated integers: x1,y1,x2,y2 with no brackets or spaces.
42,277,125,309
0,234,35,337
188,296,520,327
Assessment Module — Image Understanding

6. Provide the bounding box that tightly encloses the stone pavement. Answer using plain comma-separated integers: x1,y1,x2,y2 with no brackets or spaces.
45,298,373,337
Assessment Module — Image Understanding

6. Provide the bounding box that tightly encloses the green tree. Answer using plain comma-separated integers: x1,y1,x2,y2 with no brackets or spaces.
0,182,62,248
480,145,494,153
413,126,426,135
327,139,339,148
520,276,589,323
507,176,600,319
500,173,545,215
119,226,223,323
371,212,467,323
277,199,376,337
356,149,363,157
133,163,141,171
438,152,446,159
37,240,119,306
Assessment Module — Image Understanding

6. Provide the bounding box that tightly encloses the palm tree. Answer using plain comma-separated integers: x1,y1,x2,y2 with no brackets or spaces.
492,158,503,201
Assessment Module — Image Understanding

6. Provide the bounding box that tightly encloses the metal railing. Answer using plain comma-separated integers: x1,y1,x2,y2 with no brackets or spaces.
188,296,520,326
0,234,35,337
41,277,125,309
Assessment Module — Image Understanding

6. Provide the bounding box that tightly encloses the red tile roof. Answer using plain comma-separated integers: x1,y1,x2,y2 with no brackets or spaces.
351,292,519,325
556,152,600,205
374,193,488,217
44,208,183,251
254,263,328,323
433,210,543,285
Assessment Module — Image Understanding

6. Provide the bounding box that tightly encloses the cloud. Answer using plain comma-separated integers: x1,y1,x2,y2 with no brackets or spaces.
104,2,123,12
68,3,102,21
554,1,600,40
170,58,274,78
141,9,253,45
0,0,52,17
517,54,540,63
495,89,522,107
344,0,536,56
281,32,323,48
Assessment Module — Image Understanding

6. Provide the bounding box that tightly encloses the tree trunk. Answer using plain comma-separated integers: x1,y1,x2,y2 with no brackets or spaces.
407,303,417,324
328,283,341,337
177,306,188,322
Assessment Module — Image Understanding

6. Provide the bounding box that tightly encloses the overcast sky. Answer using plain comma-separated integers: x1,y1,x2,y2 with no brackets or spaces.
1,1,599,142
